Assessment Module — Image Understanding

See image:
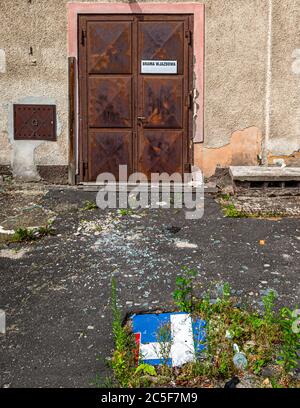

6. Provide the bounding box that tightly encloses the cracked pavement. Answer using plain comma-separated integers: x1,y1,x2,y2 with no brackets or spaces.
0,186,299,387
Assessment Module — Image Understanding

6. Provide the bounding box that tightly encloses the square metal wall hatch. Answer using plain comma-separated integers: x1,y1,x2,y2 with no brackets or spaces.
13,104,56,141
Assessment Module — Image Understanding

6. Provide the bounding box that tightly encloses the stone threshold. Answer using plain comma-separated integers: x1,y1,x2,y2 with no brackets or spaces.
78,182,217,193
230,166,300,182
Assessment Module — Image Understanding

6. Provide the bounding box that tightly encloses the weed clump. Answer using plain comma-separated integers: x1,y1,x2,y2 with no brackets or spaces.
81,201,98,211
11,222,55,243
117,209,133,217
173,267,197,312
219,194,289,219
103,271,300,388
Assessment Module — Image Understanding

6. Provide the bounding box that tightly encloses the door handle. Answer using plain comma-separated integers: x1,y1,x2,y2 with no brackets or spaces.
137,116,147,124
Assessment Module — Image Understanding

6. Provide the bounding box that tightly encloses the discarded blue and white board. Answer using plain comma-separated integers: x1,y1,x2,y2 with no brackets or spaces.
132,312,206,368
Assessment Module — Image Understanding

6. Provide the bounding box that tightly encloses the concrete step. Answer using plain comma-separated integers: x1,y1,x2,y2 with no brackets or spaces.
230,166,300,182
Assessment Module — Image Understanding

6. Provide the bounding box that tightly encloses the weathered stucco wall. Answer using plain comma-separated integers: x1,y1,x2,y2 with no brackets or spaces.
268,0,300,164
203,0,267,148
0,0,299,181
0,0,68,180
195,0,268,175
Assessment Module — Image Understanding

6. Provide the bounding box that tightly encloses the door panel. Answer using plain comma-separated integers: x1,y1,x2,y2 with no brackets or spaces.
88,130,132,181
79,15,193,182
87,21,132,74
139,130,183,178
138,21,184,74
88,77,132,128
141,77,183,128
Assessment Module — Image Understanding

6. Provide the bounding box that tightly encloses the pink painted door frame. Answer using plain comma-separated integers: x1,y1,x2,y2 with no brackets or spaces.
67,2,205,177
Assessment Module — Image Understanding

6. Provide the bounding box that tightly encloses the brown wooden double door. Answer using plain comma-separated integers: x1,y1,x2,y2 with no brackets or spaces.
78,14,193,182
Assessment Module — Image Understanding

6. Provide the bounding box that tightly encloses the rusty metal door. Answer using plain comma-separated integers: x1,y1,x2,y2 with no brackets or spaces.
78,15,193,182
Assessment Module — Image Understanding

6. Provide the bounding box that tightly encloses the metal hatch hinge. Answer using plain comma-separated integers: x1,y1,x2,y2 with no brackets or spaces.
185,29,192,45
81,29,86,46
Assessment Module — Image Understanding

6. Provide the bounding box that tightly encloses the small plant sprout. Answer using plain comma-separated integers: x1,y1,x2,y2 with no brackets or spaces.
81,200,98,211
110,277,136,387
173,267,197,312
277,307,300,374
134,364,157,377
156,322,173,376
12,227,35,242
117,208,133,217
11,222,55,243
262,289,277,324
222,202,248,218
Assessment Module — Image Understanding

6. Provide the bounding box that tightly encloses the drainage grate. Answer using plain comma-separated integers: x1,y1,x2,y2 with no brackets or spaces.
249,181,265,189
249,180,300,189
285,180,300,188
234,180,300,195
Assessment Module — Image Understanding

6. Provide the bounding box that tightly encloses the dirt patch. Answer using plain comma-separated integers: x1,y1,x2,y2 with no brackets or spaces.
0,183,57,245
223,195,300,218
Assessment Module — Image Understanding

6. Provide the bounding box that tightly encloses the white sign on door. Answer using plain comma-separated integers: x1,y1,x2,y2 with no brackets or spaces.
141,60,177,74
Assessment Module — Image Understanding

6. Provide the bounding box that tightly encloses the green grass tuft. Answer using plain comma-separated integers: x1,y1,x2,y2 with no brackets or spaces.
81,200,98,211
11,223,55,243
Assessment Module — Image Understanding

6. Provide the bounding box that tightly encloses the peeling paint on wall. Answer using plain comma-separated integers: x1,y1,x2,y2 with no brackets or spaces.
268,136,300,157
6,97,61,181
194,127,262,178
0,132,12,165
268,151,300,167
12,141,42,181
0,49,6,73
